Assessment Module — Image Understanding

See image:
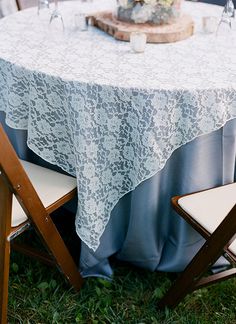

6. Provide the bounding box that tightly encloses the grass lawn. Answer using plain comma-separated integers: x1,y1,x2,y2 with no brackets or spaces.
8,249,236,324
6,210,236,323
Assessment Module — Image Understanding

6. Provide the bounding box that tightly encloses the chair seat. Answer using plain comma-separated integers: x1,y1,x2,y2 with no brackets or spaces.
178,183,236,256
12,160,77,227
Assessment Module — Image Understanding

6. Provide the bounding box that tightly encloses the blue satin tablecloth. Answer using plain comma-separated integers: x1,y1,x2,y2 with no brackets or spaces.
1,112,235,279
79,118,236,278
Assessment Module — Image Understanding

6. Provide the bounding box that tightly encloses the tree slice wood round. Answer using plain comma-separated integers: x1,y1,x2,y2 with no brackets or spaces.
90,12,194,43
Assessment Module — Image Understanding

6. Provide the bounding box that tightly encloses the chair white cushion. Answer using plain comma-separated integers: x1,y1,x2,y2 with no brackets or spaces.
12,160,77,227
178,183,236,256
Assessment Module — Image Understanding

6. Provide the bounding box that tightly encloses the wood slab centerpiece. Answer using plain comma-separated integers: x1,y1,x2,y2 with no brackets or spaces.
91,0,194,43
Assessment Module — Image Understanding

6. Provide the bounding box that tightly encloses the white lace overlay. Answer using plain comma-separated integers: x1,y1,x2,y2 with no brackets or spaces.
0,1,236,250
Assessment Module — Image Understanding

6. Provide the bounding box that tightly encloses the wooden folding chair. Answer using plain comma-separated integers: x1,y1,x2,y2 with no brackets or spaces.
158,183,236,309
15,0,21,11
15,0,39,10
0,124,83,323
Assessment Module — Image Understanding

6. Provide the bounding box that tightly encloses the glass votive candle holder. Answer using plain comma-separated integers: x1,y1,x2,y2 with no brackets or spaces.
75,13,88,31
202,16,218,34
38,0,50,14
130,31,147,53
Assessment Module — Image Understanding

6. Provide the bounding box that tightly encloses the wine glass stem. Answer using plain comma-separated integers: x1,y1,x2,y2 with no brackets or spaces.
55,0,58,11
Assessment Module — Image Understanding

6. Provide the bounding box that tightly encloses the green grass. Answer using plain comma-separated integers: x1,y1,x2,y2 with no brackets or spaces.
7,212,236,323
7,251,236,324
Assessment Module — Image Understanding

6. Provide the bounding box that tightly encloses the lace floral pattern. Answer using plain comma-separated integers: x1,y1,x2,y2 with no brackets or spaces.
0,1,236,250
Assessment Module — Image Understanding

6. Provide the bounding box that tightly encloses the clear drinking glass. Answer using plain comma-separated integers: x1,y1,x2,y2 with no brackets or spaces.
202,16,218,34
49,0,64,30
217,0,235,34
38,0,50,14
226,0,235,19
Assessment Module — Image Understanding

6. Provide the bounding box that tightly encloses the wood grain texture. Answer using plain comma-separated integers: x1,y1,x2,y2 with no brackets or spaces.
90,11,194,43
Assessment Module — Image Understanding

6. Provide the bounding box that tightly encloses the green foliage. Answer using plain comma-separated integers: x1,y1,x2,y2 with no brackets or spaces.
8,252,236,324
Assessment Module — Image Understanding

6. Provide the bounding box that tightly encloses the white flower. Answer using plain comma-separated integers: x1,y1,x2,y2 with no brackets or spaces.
118,0,129,8
131,3,153,23
143,0,157,5
159,0,173,6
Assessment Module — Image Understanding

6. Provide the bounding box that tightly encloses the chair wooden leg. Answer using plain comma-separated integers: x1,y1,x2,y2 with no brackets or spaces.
0,238,11,324
157,264,197,309
158,203,236,309
15,0,21,10
35,214,83,291
158,238,228,309
11,242,56,267
0,173,12,324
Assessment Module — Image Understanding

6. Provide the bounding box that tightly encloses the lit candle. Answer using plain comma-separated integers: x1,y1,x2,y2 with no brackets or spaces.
130,31,147,53
75,13,88,31
202,16,218,34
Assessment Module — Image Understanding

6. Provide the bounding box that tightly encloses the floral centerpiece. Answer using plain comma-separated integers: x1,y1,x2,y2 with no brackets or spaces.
117,0,182,25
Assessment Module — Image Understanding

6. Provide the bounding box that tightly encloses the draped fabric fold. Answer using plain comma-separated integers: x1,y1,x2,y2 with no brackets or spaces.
2,113,235,278
0,1,236,252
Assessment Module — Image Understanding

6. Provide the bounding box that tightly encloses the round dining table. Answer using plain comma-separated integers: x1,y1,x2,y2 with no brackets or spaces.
0,0,236,278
